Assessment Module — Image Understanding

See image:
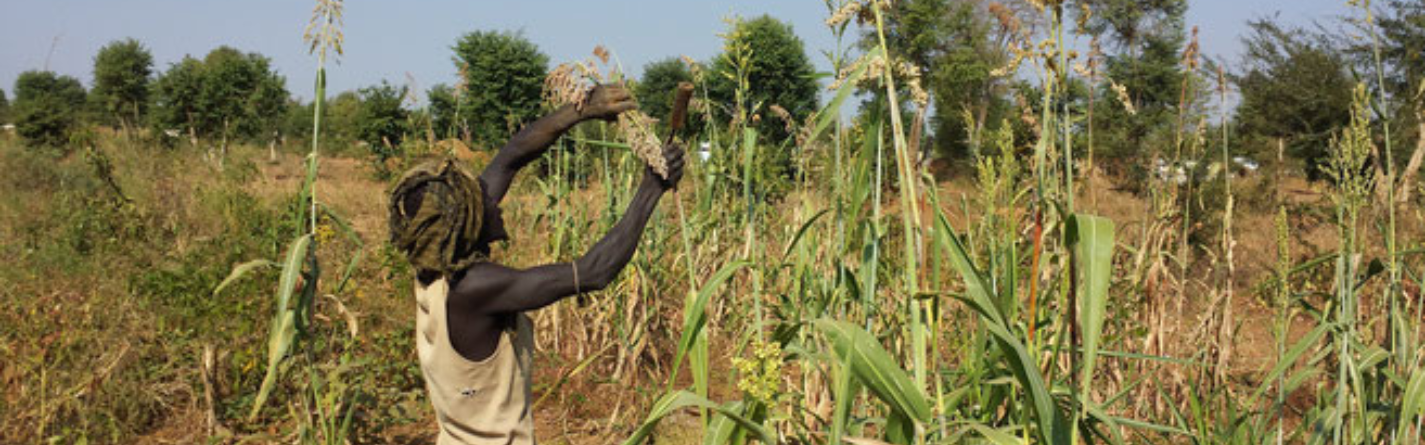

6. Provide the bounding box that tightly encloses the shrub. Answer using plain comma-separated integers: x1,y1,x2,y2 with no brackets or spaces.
12,71,87,149
356,81,411,175
0,87,9,123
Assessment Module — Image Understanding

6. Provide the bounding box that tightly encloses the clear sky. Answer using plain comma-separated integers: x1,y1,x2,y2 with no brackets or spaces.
0,0,1353,101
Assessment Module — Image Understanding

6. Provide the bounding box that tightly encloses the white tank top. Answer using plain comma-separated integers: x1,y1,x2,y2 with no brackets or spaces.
415,278,536,445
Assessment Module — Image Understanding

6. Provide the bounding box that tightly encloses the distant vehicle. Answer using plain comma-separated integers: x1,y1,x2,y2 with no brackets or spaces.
1152,156,1259,184
1233,156,1260,172
1153,159,1194,185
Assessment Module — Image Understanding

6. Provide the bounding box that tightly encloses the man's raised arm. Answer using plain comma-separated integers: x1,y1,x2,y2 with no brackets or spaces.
452,144,684,315
479,85,636,202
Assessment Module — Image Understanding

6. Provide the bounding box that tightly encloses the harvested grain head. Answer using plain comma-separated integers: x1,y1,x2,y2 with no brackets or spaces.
619,111,667,179
546,46,669,180
543,62,594,112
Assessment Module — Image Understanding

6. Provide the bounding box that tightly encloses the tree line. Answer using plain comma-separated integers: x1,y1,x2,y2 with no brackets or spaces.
0,17,818,156
4,2,1423,184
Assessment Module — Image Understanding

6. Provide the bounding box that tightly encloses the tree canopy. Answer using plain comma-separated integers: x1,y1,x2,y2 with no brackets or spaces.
452,30,548,149
427,83,460,141
636,57,696,133
1233,18,1353,177
12,71,88,148
871,0,1011,159
150,46,288,145
0,88,9,124
356,81,410,151
709,15,819,141
91,38,154,130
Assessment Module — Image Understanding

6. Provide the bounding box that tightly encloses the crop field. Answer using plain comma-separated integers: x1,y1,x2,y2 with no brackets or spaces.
4,0,1425,444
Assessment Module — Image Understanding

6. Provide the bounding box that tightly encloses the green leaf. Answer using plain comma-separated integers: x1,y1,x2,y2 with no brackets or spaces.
1398,369,1425,437
967,423,1026,445
1249,322,1330,404
619,391,772,445
1069,214,1115,408
813,319,931,425
701,400,747,445
274,235,312,315
212,259,276,297
250,310,296,421
808,47,881,144
669,261,752,390
247,234,311,421
934,207,1066,444
781,208,831,261
933,211,1002,326
830,354,860,445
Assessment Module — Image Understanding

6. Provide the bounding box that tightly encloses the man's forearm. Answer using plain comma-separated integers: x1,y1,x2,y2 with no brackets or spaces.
481,104,583,201
572,177,665,291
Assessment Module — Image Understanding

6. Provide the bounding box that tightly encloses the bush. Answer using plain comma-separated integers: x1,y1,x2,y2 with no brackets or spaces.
12,71,87,149
0,87,9,123
356,81,411,176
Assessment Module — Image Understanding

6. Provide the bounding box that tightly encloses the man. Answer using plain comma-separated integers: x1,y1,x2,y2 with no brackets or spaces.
387,84,684,444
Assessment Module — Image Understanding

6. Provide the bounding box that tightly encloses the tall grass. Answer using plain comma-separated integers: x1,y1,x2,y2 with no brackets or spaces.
214,3,366,443
607,1,1425,445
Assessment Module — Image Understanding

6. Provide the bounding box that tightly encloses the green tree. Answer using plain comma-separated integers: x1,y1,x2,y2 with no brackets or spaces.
636,57,696,133
91,38,154,131
1081,0,1188,50
12,70,88,148
150,47,289,155
452,30,548,149
1233,19,1353,178
427,83,459,140
325,91,363,150
151,57,205,144
0,88,9,124
280,98,314,147
869,0,1010,159
1378,1,1425,99
1086,0,1189,162
199,47,288,148
709,15,819,141
1376,0,1425,171
356,81,410,159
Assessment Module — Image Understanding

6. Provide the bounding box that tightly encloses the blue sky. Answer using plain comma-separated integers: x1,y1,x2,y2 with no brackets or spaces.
1,0,1352,101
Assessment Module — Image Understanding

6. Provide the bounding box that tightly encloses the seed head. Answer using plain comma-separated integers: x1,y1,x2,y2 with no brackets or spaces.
826,1,862,28
620,111,667,179
1327,84,1376,211
1111,81,1137,115
304,0,345,59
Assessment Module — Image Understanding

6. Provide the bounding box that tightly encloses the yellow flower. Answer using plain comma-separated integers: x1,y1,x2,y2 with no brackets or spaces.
733,340,783,403
315,222,336,245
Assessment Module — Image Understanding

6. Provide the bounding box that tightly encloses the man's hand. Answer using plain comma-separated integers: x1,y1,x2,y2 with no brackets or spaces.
650,143,685,191
580,84,637,122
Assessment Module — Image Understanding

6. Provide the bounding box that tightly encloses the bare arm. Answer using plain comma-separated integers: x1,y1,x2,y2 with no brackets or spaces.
479,85,635,203
451,144,684,315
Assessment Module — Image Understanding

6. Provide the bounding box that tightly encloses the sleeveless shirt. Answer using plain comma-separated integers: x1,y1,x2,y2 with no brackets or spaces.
415,278,536,445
